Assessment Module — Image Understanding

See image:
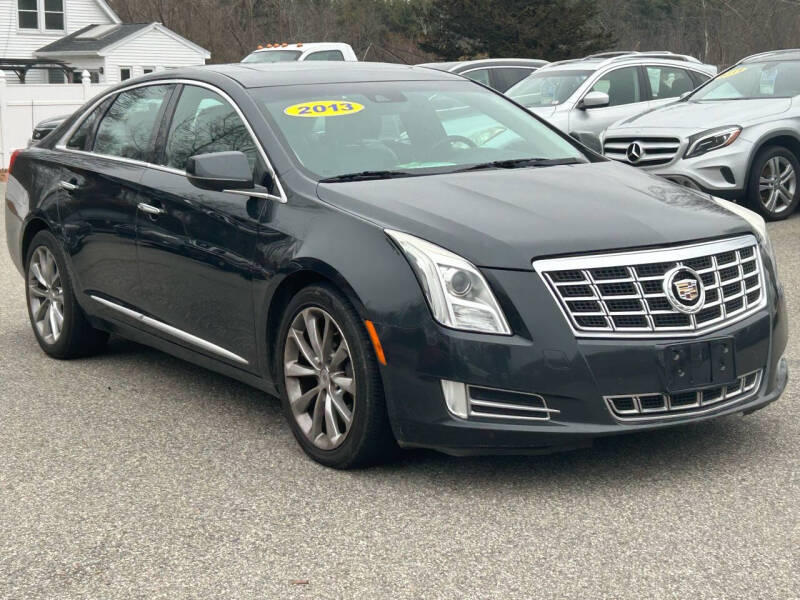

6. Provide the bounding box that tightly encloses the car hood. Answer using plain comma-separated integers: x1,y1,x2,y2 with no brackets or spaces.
316,161,752,270
526,106,558,119
611,98,792,132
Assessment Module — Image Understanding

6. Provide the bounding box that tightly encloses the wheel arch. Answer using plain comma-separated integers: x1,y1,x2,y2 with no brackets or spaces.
263,260,370,381
20,217,53,266
745,131,800,190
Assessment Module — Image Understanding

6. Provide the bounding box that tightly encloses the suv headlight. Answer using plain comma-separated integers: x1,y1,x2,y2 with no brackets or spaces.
386,230,512,335
684,126,742,159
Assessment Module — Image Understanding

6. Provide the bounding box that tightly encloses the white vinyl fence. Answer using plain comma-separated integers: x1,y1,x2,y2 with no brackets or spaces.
0,70,110,167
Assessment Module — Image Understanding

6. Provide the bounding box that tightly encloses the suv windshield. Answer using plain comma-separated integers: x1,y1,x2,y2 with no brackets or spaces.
692,60,800,101
243,50,302,63
252,80,586,180
507,70,593,107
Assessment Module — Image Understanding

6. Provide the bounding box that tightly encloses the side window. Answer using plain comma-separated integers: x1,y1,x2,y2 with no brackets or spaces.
690,70,712,87
93,85,172,161
490,68,534,92
304,50,345,61
646,66,696,99
591,67,642,107
163,85,257,172
67,102,107,150
464,68,491,86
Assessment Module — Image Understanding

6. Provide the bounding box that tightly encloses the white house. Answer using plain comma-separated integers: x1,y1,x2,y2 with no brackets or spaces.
0,0,210,85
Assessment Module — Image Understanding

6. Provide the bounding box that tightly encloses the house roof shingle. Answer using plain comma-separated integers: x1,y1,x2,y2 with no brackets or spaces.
36,24,151,54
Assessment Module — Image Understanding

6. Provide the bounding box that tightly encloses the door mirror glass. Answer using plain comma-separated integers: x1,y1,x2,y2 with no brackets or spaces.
580,91,610,109
186,151,254,191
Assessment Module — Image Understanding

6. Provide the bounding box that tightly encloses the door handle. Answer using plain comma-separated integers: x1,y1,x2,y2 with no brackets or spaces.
137,202,165,216
59,180,78,192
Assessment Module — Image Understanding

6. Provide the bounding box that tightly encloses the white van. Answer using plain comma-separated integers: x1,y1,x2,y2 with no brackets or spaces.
242,43,357,63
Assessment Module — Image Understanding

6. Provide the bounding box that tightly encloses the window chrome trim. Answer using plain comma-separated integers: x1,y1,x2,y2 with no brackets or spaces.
533,235,768,339
55,78,288,203
90,295,249,366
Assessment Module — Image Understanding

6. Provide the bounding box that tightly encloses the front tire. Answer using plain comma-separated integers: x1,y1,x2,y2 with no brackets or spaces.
746,146,800,220
25,230,108,358
277,284,396,468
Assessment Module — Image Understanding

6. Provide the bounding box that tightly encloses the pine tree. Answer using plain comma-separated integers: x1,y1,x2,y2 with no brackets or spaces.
420,0,615,61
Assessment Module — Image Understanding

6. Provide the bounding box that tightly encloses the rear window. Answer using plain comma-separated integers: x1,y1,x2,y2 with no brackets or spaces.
242,50,302,63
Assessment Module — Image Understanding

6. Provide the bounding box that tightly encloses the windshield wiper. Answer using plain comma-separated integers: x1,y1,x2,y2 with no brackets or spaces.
455,157,584,172
319,170,415,183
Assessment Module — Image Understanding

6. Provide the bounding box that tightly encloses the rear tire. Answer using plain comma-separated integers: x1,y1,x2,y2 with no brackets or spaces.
276,283,396,468
746,146,800,221
25,230,108,359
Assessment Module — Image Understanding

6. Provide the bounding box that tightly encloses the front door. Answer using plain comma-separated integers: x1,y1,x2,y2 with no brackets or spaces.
569,66,648,136
135,84,267,370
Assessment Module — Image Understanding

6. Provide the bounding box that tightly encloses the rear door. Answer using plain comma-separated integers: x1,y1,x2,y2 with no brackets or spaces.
134,83,270,370
569,66,647,136
58,84,174,307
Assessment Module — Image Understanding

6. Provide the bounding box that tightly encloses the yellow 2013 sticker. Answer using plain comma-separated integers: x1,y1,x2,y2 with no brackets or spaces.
718,67,747,79
284,100,364,117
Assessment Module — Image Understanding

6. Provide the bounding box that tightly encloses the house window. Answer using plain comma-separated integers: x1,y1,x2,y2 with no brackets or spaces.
143,67,154,75
120,67,132,81
47,69,65,84
44,0,64,31
18,0,38,29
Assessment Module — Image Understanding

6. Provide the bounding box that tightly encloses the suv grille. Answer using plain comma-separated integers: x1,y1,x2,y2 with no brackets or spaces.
534,236,766,338
605,369,762,421
603,136,681,167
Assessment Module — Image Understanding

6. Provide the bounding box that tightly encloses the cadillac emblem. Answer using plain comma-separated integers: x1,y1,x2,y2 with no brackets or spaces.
663,266,705,314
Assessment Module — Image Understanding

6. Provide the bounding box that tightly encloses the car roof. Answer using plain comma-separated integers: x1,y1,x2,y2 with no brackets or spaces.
249,42,351,53
143,61,464,89
537,52,713,74
740,49,800,63
419,58,548,73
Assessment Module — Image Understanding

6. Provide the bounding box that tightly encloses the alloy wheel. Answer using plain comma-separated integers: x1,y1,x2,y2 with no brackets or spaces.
759,156,796,215
27,246,65,344
283,307,355,450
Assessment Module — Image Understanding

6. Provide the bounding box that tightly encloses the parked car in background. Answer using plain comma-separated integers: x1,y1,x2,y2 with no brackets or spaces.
418,58,548,92
28,115,69,147
242,42,357,63
506,51,716,138
603,49,800,220
5,62,787,468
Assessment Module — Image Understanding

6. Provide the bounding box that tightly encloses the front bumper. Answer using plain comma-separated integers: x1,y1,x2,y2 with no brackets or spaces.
374,265,788,456
606,132,754,199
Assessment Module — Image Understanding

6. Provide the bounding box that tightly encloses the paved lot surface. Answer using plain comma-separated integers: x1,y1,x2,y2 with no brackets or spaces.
1,185,798,599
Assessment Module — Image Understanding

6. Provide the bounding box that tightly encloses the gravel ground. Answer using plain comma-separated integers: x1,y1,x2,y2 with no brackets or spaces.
1,185,798,599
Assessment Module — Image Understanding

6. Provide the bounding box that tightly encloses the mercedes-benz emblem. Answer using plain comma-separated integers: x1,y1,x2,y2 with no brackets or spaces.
626,142,643,164
663,266,705,314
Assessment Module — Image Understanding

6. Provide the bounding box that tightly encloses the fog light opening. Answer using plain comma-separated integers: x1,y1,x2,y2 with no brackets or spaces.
441,380,468,419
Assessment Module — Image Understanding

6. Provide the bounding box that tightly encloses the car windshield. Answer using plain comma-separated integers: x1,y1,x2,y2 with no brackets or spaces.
691,60,800,101
252,80,586,180
506,69,593,107
242,50,302,63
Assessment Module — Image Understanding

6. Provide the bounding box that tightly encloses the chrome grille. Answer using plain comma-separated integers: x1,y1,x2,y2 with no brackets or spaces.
605,369,763,422
534,235,766,338
603,136,681,167
467,386,558,421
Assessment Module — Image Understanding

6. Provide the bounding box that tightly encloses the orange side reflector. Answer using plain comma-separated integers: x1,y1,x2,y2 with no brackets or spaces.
364,320,387,366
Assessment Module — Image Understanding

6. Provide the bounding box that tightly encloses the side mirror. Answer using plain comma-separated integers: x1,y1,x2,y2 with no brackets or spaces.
186,151,253,192
580,91,610,110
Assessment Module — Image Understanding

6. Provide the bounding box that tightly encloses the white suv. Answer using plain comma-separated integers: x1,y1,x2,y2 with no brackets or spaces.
242,42,357,63
506,51,717,139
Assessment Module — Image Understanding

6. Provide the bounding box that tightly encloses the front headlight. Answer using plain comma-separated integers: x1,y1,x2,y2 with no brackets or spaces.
684,126,742,159
386,230,512,335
